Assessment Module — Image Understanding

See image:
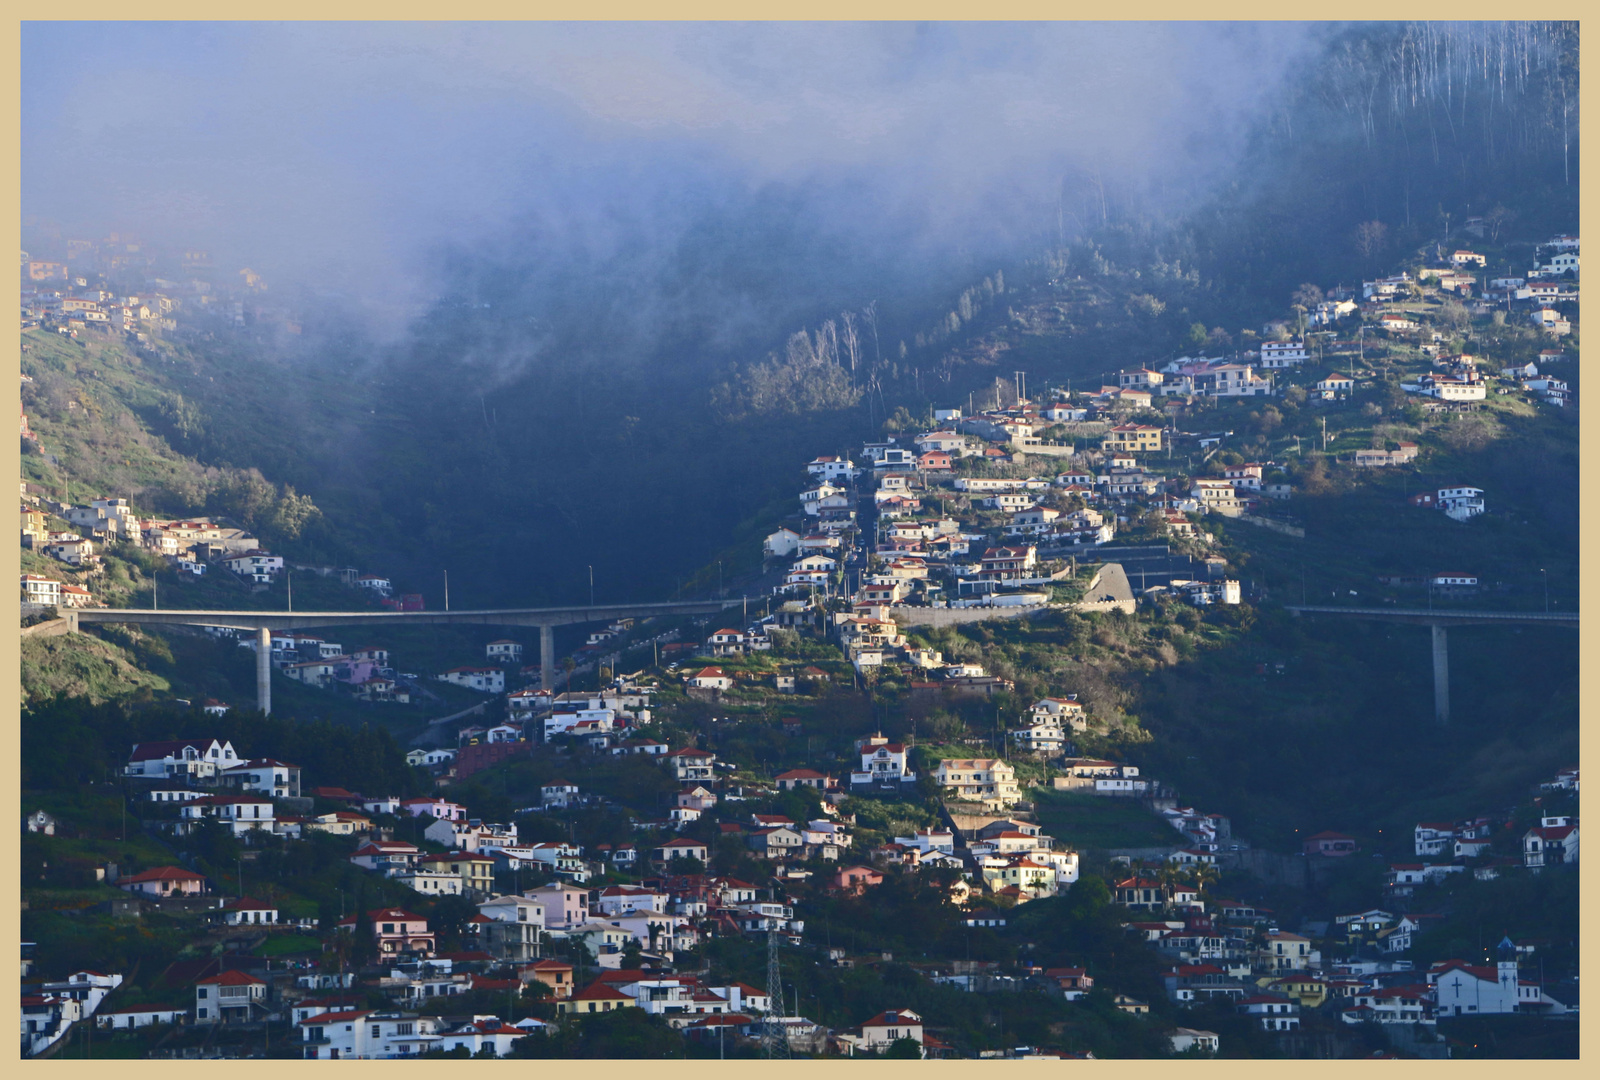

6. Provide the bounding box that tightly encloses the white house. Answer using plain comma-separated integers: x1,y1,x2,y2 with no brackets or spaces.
1315,374,1353,399
849,1008,924,1055
486,640,523,662
1011,719,1069,756
1258,341,1308,367
931,759,1020,808
1170,1028,1220,1054
350,840,422,873
434,1018,527,1057
1522,818,1578,869
1436,486,1485,522
764,528,802,559
178,795,276,837
1031,696,1088,731
685,667,733,690
437,667,506,693
220,758,301,799
221,551,284,582
296,1009,441,1058
851,735,916,786
1238,995,1300,1031
399,797,468,821
806,456,856,482
97,1005,185,1031
221,896,280,926
125,738,242,780
194,971,268,1025
20,574,61,606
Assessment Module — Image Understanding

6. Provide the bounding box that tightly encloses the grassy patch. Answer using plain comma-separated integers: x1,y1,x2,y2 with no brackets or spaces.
1030,789,1178,851
255,933,322,957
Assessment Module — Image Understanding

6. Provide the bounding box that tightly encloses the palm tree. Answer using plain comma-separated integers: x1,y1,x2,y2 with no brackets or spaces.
1156,862,1183,910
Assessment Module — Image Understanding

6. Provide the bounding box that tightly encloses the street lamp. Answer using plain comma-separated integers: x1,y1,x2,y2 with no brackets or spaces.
1540,568,1549,612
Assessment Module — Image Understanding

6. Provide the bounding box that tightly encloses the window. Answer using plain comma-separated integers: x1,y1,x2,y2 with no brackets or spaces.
198,1008,208,1018
372,1026,382,1038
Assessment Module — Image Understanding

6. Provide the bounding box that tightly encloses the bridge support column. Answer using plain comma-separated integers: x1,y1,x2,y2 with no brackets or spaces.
257,626,272,716
65,610,78,634
541,624,555,692
1431,624,1449,724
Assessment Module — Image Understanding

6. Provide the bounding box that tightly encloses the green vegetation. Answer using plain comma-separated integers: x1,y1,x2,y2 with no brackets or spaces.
1031,790,1183,851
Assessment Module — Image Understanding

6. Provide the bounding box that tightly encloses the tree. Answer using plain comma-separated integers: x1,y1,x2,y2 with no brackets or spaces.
839,311,862,375
1485,204,1517,243
352,901,377,967
1187,322,1208,347
1353,220,1389,262
1292,283,1325,309
884,1037,923,1059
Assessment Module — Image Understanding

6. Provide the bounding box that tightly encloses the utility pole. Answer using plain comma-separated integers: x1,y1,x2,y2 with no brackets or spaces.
286,571,292,613
588,565,594,607
444,570,449,612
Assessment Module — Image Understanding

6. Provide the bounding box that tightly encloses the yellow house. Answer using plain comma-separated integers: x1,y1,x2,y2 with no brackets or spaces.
981,858,1055,897
419,852,495,896
932,759,1020,809
558,981,637,1016
304,811,371,836
1102,424,1164,453
1267,975,1328,1009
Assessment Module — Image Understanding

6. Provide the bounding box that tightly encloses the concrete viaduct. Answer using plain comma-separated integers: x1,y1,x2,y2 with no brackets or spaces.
1284,605,1579,723
68,599,748,715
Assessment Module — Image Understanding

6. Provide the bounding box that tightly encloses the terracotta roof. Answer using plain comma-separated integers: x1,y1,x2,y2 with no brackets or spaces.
196,970,266,987
570,981,634,1002
861,1009,922,1029
298,1009,371,1025
121,866,206,884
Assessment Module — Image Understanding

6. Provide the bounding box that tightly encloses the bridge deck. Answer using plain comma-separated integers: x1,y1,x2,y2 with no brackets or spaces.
1285,605,1577,627
72,598,746,631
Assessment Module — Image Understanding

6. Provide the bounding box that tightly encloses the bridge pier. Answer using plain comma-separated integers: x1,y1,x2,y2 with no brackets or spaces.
1431,624,1449,724
541,624,555,694
257,626,272,716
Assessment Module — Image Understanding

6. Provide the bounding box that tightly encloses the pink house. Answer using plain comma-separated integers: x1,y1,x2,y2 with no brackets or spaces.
337,907,435,957
829,865,884,895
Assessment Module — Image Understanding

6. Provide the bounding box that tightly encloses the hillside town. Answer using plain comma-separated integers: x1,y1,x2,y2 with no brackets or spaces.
21,218,1580,1060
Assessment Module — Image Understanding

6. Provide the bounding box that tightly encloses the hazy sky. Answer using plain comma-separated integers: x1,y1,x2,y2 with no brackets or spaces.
23,22,1320,309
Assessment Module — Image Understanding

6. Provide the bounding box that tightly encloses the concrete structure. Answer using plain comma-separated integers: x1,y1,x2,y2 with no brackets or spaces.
1287,606,1578,724
71,599,746,714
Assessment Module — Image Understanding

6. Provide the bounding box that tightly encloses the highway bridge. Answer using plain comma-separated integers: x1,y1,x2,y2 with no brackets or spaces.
69,599,749,715
1285,605,1579,723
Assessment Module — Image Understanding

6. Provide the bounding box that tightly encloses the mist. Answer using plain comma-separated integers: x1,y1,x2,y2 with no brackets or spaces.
24,21,1321,338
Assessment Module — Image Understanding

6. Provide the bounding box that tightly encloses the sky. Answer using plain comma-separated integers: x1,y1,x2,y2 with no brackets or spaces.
23,22,1323,319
